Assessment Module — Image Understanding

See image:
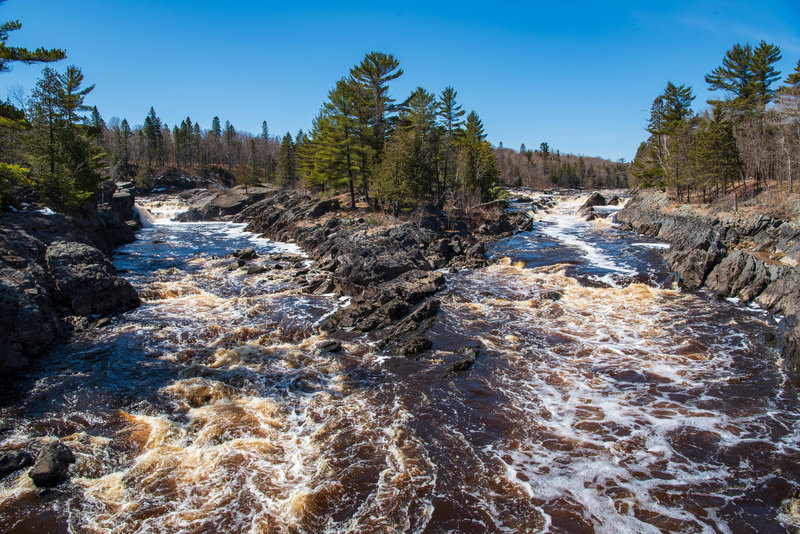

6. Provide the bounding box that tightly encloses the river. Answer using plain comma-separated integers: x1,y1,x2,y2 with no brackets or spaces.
1,193,799,533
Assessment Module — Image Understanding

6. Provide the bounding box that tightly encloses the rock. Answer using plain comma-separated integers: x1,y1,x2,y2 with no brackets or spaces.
175,188,273,221
307,199,340,218
544,291,562,301
316,340,342,353
444,345,481,376
231,247,258,260
45,241,140,316
379,299,440,355
0,450,34,480
578,192,607,220
398,337,432,357
246,265,266,275
29,442,76,488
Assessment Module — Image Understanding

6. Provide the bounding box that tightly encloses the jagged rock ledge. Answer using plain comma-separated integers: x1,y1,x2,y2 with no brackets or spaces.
616,189,800,370
0,182,141,373
177,188,550,356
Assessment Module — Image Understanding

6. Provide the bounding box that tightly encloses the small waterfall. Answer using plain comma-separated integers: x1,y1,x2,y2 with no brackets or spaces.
134,203,156,227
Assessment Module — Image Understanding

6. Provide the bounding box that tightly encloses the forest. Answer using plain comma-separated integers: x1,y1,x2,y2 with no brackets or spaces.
631,40,800,204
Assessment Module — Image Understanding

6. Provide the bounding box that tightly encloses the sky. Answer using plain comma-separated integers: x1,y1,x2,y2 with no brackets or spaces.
3,0,800,162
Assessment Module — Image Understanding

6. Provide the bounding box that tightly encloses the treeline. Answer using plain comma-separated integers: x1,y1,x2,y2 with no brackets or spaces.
632,40,800,203
495,142,628,189
298,52,500,211
97,109,282,190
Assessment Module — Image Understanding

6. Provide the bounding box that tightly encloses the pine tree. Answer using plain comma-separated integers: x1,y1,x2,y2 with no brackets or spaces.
787,60,800,86
350,51,403,155
210,116,221,137
276,132,296,186
0,7,65,73
437,86,465,201
456,111,497,196
706,41,781,114
26,65,102,208
142,106,162,170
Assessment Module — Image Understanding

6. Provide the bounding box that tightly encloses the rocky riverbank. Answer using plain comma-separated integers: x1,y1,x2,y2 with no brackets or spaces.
0,182,142,373
616,188,800,369
172,187,554,356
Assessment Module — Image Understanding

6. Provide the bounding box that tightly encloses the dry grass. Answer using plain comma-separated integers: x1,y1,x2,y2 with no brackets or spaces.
666,180,800,223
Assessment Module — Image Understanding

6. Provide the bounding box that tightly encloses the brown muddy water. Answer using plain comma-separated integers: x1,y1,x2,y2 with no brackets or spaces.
1,194,799,533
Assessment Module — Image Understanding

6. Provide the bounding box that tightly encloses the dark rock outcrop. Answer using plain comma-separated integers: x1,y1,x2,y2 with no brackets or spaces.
28,441,76,488
0,182,141,372
45,241,139,316
617,189,800,368
0,450,34,480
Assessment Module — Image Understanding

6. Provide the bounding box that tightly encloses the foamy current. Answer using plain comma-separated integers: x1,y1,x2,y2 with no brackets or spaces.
1,194,799,533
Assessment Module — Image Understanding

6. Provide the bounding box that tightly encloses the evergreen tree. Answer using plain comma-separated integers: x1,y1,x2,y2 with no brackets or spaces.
456,111,498,196
350,51,403,155
437,86,465,201
787,60,800,86
119,118,132,174
0,4,65,73
210,116,221,137
706,41,781,114
0,3,66,205
142,106,162,169
26,65,102,208
276,132,296,186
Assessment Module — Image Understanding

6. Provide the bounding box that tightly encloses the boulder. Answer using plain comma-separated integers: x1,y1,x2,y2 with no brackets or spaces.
29,442,76,488
444,345,481,376
578,192,607,219
0,450,34,480
45,241,139,316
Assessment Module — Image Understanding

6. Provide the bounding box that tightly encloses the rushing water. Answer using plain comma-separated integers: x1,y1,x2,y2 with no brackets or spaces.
1,194,799,533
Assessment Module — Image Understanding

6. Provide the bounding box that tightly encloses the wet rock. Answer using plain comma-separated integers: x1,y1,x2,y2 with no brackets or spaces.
379,299,440,356
444,345,481,376
45,241,140,316
246,265,266,275
316,340,342,353
398,336,432,357
544,291,562,301
29,442,76,488
92,317,111,329
231,247,258,260
0,450,34,480
578,192,607,220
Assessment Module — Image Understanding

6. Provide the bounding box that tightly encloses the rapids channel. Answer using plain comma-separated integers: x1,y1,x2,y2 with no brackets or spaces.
1,193,799,533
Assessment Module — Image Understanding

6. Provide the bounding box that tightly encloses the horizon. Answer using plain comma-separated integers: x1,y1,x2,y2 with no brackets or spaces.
3,0,799,162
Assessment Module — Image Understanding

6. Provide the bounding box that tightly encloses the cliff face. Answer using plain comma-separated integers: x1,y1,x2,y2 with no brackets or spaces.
617,189,800,369
0,185,141,373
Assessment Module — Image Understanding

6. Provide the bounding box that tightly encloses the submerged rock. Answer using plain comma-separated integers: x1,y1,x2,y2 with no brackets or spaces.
28,442,76,488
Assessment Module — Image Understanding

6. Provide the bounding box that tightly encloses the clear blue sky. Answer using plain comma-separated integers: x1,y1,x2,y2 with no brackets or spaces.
3,0,799,161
